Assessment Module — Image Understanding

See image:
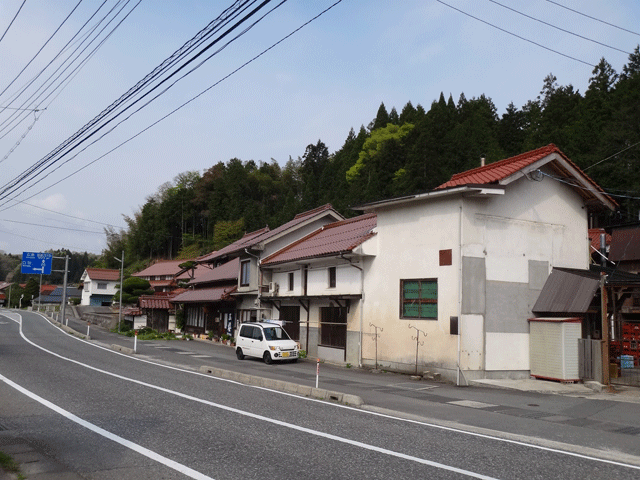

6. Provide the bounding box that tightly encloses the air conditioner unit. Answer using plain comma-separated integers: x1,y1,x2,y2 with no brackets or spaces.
269,282,279,294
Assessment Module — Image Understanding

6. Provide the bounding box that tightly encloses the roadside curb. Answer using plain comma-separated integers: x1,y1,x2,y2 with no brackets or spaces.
198,365,364,407
110,344,135,355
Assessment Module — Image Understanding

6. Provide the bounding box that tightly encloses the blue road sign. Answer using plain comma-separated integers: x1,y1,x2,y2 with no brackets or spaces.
21,252,53,275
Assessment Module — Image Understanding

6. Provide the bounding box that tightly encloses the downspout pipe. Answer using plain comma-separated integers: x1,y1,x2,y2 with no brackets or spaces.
457,201,463,386
341,253,364,368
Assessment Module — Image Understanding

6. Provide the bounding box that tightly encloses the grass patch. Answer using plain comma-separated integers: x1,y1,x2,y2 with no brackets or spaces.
0,450,23,478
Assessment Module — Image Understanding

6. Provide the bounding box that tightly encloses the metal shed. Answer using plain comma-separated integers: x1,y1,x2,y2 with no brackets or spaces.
528,317,582,382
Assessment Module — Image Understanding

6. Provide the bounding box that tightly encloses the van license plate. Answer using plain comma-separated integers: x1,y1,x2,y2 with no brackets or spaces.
282,352,289,357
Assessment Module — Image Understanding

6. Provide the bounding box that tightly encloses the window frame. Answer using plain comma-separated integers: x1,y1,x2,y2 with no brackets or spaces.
328,266,336,289
400,278,438,320
288,272,294,291
240,260,251,287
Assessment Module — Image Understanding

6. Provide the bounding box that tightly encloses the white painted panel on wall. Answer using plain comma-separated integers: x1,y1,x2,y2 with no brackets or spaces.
460,314,484,370
485,333,529,371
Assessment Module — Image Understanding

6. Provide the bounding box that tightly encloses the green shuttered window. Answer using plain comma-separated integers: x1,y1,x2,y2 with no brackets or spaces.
401,279,437,319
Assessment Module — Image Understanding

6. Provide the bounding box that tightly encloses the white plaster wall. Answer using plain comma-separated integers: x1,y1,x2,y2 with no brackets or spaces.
463,171,589,278
307,263,361,296
460,314,484,370
485,333,529,370
460,174,588,374
81,284,91,306
363,172,590,377
271,268,302,296
362,197,461,370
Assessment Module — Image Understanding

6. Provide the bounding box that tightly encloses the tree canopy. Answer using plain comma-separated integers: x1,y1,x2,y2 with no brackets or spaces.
98,48,640,269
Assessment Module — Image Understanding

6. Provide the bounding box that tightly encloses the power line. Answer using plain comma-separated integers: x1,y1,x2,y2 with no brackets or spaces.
583,140,640,171
0,225,95,252
544,0,640,37
0,0,85,101
14,200,127,229
0,1,135,144
0,0,26,44
0,218,103,234
540,171,640,201
488,0,632,56
0,0,344,213
0,0,274,203
436,0,595,67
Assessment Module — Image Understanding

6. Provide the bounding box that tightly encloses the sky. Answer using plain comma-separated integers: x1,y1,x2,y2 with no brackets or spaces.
0,0,638,257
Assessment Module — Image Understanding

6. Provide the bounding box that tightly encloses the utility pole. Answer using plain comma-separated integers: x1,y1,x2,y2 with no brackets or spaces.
114,251,124,332
60,255,69,326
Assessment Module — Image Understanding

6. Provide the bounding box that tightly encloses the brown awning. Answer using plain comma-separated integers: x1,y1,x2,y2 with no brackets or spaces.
532,268,600,315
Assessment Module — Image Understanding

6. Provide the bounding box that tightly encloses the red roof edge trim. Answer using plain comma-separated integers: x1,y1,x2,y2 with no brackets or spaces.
293,203,333,220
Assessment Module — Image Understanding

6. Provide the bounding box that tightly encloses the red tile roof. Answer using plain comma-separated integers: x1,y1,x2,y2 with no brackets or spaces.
439,145,552,188
123,307,142,316
170,285,237,303
40,285,57,294
188,258,239,285
262,214,377,265
436,143,617,208
197,204,342,263
197,228,268,263
133,259,195,277
139,295,172,310
175,264,212,281
84,268,120,281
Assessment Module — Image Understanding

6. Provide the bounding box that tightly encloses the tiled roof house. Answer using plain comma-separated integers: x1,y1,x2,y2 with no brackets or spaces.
195,204,344,329
258,214,377,353
349,144,616,382
80,268,120,306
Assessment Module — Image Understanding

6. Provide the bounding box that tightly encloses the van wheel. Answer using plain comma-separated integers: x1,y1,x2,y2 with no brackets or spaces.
236,348,244,360
263,352,273,365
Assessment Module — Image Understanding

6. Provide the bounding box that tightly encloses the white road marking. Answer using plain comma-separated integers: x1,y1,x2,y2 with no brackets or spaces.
6,310,640,474
2,311,499,480
448,400,498,409
0,373,214,480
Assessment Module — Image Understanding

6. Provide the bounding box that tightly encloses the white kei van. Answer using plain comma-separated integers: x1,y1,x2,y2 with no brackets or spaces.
235,322,299,364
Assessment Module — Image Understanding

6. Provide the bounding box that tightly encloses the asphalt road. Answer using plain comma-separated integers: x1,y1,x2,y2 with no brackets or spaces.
1,310,640,479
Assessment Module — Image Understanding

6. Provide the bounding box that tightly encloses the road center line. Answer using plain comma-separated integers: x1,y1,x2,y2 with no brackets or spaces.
2,311,499,480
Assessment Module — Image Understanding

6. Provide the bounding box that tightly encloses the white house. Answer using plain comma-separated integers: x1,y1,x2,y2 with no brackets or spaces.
80,268,120,306
260,213,377,363
354,144,616,383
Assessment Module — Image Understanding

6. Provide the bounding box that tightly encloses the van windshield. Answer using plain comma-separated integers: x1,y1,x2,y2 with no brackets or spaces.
263,326,289,341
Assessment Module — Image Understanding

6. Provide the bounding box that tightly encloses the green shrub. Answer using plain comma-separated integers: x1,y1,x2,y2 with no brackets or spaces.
299,349,307,359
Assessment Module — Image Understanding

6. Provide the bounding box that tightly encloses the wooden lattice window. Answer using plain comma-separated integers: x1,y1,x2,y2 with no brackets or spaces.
400,279,437,319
